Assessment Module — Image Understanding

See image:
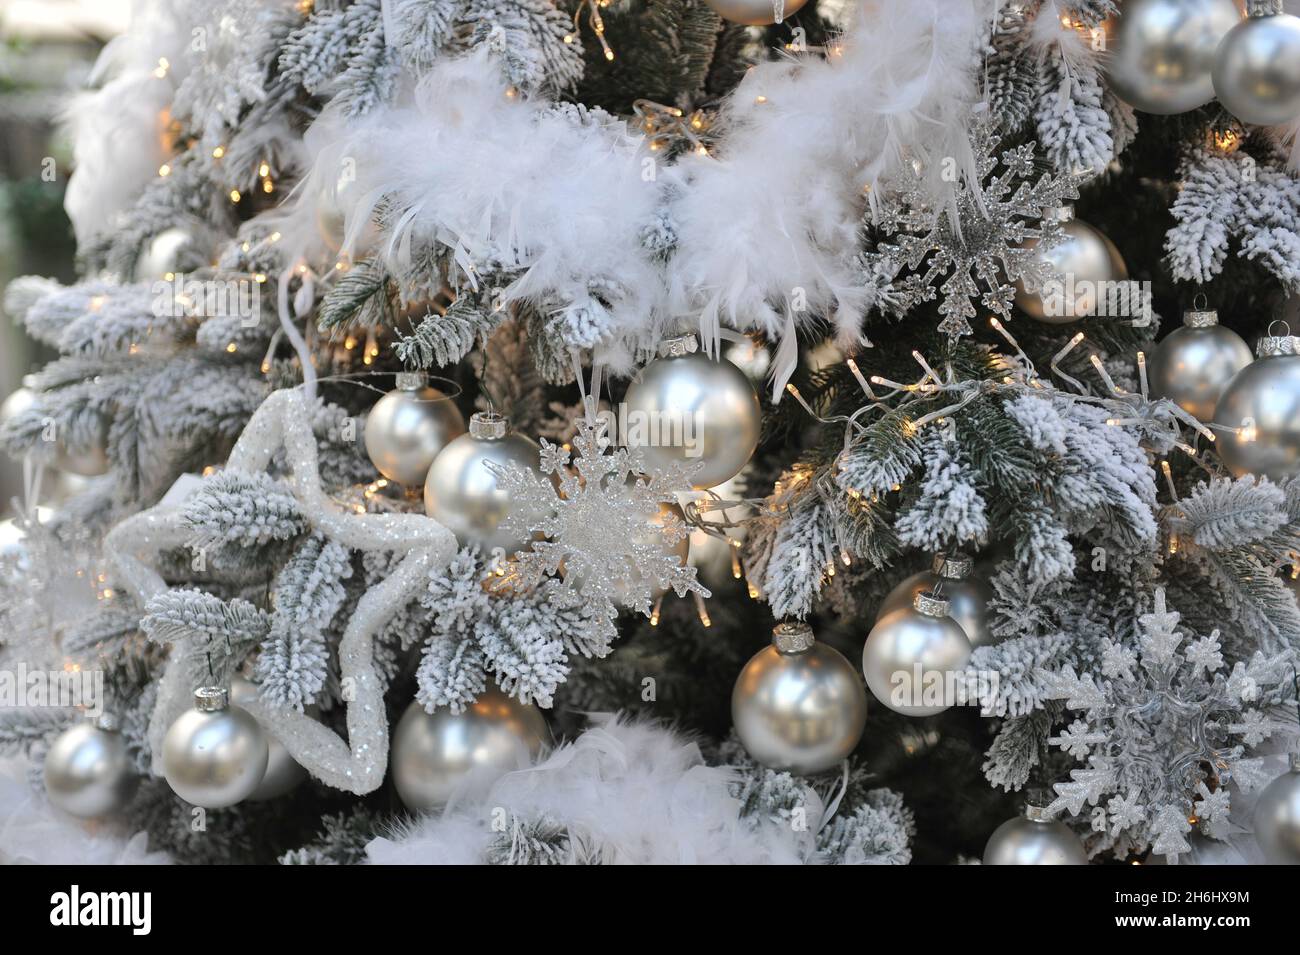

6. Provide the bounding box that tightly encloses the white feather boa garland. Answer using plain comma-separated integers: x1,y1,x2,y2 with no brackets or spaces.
367,715,832,865
289,0,998,393
0,756,171,865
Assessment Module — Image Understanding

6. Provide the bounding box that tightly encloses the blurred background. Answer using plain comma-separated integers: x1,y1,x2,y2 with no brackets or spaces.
0,1,128,511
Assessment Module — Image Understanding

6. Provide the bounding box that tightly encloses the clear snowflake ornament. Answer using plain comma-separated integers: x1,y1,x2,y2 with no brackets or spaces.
487,414,710,639
863,117,1082,339
1039,588,1297,861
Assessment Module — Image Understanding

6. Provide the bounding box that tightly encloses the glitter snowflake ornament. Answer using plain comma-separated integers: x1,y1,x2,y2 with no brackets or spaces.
865,118,1081,339
488,414,709,639
1038,588,1297,861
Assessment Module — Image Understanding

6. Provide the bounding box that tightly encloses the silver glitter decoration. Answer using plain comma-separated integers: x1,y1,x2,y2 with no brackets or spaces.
104,388,459,794
865,120,1080,339
487,414,708,646
1040,588,1297,861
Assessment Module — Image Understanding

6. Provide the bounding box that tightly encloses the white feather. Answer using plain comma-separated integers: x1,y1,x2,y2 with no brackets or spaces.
0,756,171,865
365,715,815,864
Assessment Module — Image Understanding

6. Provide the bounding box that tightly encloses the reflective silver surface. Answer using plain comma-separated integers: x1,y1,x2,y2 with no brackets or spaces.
43,722,136,818
731,640,867,775
703,0,809,26
1254,766,1300,864
1214,353,1300,480
862,606,972,716
1104,0,1241,114
1149,323,1253,421
623,350,761,489
364,384,465,487
1015,216,1128,323
391,691,548,811
983,815,1088,865
423,427,542,555
162,702,269,808
877,569,996,649
1213,12,1300,126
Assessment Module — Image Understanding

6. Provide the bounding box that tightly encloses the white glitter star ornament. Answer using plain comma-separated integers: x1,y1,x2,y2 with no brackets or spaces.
1038,588,1297,860
104,388,459,794
488,414,709,645
864,118,1081,340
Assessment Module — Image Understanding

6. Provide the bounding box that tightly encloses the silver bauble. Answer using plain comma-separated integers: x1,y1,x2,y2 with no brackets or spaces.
1213,11,1300,126
623,335,761,490
1213,332,1300,480
364,372,466,487
702,0,809,26
136,227,196,281
162,686,269,809
862,591,972,717
1148,308,1253,421
43,715,136,818
1254,754,1300,864
0,386,36,428
391,690,548,811
230,676,308,801
1103,0,1242,115
424,412,542,556
983,806,1088,865
731,622,868,775
876,552,997,649
1014,206,1128,324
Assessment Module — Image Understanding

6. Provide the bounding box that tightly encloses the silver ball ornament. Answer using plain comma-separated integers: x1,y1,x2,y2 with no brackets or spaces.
1213,11,1300,127
230,676,308,801
1102,0,1242,115
1254,754,1300,864
136,227,197,281
863,591,972,717
1213,332,1300,481
162,686,269,809
391,689,548,811
623,335,761,490
731,622,868,775
43,715,136,818
364,372,466,487
1148,308,1253,421
424,412,543,556
983,806,1088,865
876,552,997,649
702,0,808,26
1014,206,1128,324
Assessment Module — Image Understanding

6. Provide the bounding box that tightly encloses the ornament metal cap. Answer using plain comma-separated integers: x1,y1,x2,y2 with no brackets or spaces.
656,334,699,358
1042,204,1075,223
394,371,427,391
1183,309,1218,329
913,590,951,618
193,686,230,712
1258,322,1300,358
932,551,973,579
771,621,815,654
1024,803,1051,822
89,712,120,732
468,411,509,440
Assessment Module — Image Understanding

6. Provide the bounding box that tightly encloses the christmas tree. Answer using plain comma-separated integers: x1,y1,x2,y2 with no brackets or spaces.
3,0,1300,866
